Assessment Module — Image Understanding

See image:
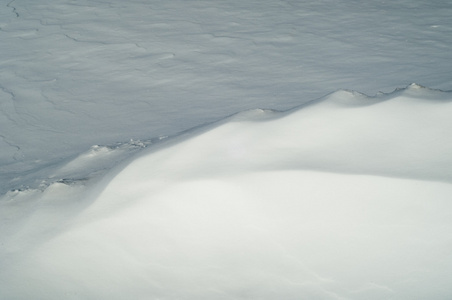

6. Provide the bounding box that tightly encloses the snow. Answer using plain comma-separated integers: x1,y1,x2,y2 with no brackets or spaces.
1,0,452,299
2,85,452,299
2,0,452,190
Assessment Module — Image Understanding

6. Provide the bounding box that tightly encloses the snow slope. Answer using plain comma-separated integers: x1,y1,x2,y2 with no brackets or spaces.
1,0,452,192
2,0,452,298
1,84,452,299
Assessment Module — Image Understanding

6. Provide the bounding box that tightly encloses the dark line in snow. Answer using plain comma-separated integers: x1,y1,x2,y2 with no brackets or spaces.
0,84,64,137
63,33,145,50
0,84,19,123
63,33,109,45
7,0,19,18
0,134,22,161
0,85,23,161
63,33,81,42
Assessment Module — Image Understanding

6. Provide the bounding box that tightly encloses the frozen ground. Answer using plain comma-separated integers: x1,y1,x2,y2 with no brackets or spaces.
1,0,452,299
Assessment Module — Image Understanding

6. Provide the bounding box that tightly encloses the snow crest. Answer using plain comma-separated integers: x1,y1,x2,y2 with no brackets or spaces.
1,137,166,195
2,85,452,299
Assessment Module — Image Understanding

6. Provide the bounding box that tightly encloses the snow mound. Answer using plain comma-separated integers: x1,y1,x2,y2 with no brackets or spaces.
123,83,452,184
1,85,452,299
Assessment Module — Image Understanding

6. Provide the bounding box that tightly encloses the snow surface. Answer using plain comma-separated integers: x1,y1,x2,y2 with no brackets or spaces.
2,84,452,299
1,0,452,299
1,0,452,191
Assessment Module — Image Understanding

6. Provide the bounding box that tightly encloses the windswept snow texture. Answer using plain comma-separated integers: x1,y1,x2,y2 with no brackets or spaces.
1,85,452,299
1,0,452,298
0,137,166,195
1,0,452,188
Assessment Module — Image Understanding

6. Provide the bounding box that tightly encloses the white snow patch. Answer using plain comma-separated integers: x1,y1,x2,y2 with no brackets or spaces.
1,86,452,299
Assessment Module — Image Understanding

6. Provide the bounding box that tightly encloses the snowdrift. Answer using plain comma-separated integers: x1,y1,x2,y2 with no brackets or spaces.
1,84,452,299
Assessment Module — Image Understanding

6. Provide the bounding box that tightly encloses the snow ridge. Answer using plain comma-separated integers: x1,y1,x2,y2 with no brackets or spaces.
2,84,452,300
2,83,451,197
1,137,166,196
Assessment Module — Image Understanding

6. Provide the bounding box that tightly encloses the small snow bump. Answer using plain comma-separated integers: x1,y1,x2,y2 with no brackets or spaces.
407,83,424,89
229,108,278,122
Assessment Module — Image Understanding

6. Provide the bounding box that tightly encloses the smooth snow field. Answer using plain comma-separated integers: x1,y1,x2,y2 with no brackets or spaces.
1,0,452,299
